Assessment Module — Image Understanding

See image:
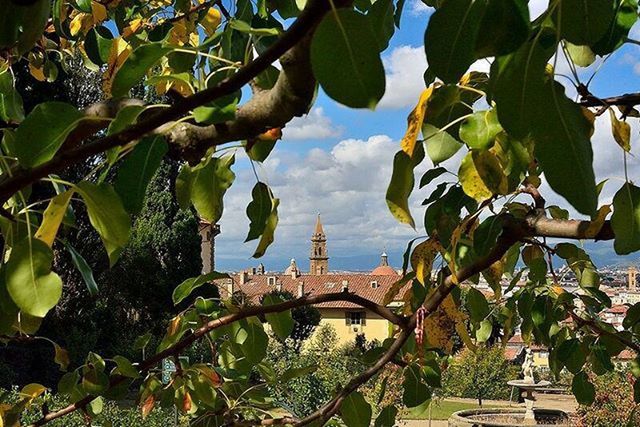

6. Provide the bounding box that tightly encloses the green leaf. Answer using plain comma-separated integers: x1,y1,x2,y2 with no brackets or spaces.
0,69,24,123
172,272,229,305
263,294,294,340
369,0,395,51
247,139,277,163
592,0,638,55
133,333,152,351
374,405,398,427
474,0,530,57
423,124,463,165
311,9,385,108
85,26,113,66
386,147,424,228
492,30,556,139
6,238,62,317
466,287,490,322
565,43,596,67
623,302,640,329
340,390,372,427
402,364,431,408
611,183,640,255
113,355,139,379
245,182,273,242
459,110,503,150
572,371,595,405
87,396,104,417
76,181,131,266
14,102,84,167
82,365,109,395
474,215,502,256
114,136,168,214
63,241,99,297
241,321,268,364
532,82,597,215
476,319,493,342
111,43,172,98
558,339,587,374
424,0,485,83
458,150,507,202
108,105,145,135
422,358,442,388
419,167,447,189
253,197,280,258
553,0,616,45
182,154,236,223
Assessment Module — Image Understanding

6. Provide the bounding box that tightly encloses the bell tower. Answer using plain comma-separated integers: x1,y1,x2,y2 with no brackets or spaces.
309,214,329,275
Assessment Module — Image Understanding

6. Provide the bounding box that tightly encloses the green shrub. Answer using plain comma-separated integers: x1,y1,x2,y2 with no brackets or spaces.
441,345,519,403
576,370,640,427
1,389,187,427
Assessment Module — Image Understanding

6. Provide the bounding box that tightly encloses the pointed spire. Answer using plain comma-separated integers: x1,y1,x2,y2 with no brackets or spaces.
380,251,389,267
314,213,324,235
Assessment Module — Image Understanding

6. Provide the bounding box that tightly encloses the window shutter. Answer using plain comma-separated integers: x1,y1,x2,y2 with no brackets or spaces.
361,311,366,326
345,312,351,326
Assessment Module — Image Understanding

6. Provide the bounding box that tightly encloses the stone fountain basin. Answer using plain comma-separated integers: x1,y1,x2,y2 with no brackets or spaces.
448,408,571,427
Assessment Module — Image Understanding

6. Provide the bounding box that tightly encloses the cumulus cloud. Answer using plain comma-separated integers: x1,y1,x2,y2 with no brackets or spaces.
282,107,342,140
216,135,428,269
378,46,428,109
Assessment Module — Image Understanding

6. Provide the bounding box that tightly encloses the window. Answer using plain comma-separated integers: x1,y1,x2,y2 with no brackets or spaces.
267,276,276,286
371,281,379,289
345,311,366,326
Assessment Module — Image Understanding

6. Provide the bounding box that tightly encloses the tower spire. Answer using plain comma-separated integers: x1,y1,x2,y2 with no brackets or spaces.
310,213,328,275
314,213,324,236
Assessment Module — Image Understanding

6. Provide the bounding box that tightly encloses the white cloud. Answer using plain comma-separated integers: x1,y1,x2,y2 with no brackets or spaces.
408,0,431,16
378,45,428,109
216,135,426,269
282,107,342,140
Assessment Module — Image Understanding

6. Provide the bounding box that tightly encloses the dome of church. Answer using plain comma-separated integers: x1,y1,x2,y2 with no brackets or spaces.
371,265,398,276
284,258,300,276
371,252,398,276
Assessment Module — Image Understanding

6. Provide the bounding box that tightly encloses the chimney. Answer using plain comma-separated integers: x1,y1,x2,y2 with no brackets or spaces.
239,271,249,285
298,281,305,298
276,282,283,292
226,279,234,298
341,280,349,292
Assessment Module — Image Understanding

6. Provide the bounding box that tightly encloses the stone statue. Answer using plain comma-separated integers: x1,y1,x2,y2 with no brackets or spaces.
522,348,535,384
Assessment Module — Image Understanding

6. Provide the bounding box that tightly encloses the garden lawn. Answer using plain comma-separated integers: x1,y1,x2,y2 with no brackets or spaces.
404,399,505,420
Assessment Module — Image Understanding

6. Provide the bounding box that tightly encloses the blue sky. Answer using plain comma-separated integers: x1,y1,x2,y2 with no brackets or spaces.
214,0,640,272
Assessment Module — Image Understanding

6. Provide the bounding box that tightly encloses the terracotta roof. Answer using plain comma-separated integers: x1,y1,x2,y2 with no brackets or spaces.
617,349,636,361
504,347,522,360
215,273,407,308
606,304,628,314
371,265,399,276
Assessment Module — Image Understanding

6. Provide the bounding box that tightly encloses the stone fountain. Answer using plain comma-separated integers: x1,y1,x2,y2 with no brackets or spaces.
449,348,570,426
507,348,551,423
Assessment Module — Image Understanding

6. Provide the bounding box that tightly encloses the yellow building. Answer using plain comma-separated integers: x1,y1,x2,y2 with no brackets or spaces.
216,215,404,344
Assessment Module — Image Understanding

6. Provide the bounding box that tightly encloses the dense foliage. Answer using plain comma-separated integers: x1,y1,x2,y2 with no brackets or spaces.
2,0,640,425
577,369,640,427
441,346,519,403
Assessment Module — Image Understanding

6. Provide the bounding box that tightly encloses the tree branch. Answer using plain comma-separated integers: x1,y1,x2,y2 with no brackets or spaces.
580,92,640,109
28,291,402,426
0,0,342,205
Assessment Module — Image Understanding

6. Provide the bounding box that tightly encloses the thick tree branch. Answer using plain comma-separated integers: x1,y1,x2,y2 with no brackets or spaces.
504,214,614,241
580,92,640,109
0,0,341,205
28,292,402,426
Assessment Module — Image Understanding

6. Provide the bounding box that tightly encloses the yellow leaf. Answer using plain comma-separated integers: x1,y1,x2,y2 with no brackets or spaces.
423,294,465,354
382,273,413,306
69,13,92,36
167,316,181,336
401,86,434,157
201,8,221,35
122,18,143,38
91,1,108,25
182,390,192,413
20,383,47,400
54,344,70,371
28,63,46,82
458,150,507,202
35,190,74,247
410,239,441,285
141,394,155,418
585,204,611,238
103,38,131,96
609,109,631,152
